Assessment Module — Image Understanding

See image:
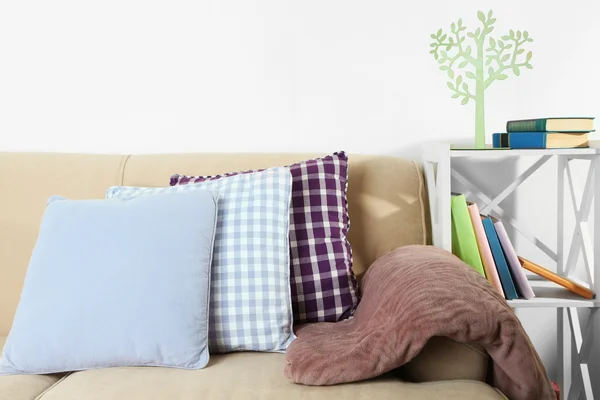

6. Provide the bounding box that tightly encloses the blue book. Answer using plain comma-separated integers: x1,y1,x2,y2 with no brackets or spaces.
492,133,509,148
509,132,548,149
481,217,518,300
492,132,588,149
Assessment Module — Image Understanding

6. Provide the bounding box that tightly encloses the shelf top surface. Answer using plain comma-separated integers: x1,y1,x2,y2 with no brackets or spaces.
423,141,600,159
451,146,600,158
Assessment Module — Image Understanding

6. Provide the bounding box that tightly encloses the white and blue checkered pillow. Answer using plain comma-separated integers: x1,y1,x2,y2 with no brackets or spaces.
106,167,294,353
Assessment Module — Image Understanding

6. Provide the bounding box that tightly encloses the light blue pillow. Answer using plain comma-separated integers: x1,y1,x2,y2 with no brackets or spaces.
0,189,218,375
106,167,295,353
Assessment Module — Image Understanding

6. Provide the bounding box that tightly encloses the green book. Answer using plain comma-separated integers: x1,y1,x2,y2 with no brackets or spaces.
451,193,485,277
506,117,595,133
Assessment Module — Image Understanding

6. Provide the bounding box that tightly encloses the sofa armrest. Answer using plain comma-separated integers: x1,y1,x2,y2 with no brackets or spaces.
396,336,489,383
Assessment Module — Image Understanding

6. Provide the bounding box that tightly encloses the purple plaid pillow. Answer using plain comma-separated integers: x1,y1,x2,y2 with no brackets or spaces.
170,152,359,323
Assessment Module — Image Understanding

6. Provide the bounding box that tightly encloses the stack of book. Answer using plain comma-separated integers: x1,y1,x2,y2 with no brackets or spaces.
492,117,595,149
451,193,595,300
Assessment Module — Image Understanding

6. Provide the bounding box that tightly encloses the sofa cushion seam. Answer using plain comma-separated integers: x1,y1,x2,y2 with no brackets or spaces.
494,387,509,399
411,160,428,245
119,154,132,186
34,373,72,400
462,342,490,359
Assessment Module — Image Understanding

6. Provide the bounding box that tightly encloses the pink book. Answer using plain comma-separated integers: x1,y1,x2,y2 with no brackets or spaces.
467,202,505,297
492,217,535,299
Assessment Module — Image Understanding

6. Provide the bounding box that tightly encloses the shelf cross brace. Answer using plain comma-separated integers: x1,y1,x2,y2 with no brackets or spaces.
566,307,598,400
480,155,552,215
451,162,557,262
564,159,596,287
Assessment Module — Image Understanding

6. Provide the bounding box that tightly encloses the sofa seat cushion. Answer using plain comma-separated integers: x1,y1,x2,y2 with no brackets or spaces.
37,352,506,400
0,337,66,400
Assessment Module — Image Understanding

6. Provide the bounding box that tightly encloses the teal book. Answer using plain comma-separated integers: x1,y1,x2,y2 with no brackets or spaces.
492,132,589,149
481,217,518,300
506,117,595,133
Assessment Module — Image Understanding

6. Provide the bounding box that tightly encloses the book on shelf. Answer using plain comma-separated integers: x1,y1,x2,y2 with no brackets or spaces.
506,117,595,133
466,202,504,296
491,217,535,299
451,194,486,277
518,256,595,299
481,216,519,300
449,195,596,301
492,133,510,149
452,195,527,299
492,132,589,149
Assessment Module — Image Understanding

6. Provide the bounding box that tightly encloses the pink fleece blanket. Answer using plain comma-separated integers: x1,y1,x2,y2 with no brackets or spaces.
284,245,555,400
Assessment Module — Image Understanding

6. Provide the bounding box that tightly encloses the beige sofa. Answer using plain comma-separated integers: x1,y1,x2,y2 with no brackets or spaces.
0,152,507,399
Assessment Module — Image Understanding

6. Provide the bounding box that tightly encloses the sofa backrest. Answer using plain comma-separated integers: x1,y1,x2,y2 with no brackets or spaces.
0,152,429,336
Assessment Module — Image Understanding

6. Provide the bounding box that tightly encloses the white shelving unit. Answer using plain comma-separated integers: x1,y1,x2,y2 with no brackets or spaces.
422,142,600,400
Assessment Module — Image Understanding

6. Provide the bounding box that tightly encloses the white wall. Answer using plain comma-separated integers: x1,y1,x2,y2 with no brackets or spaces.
1,0,599,396
0,0,598,155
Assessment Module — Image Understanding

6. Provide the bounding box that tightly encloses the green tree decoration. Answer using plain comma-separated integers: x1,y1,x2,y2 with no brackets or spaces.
429,10,533,148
